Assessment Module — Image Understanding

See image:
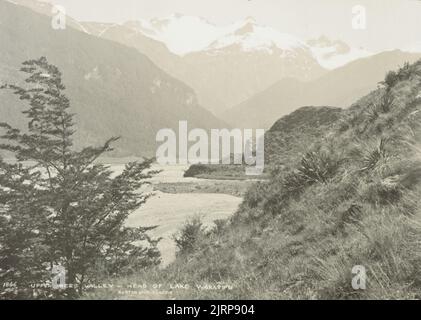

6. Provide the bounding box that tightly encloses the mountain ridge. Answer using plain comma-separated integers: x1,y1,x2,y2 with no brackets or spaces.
224,50,421,129
0,0,226,157
81,17,326,115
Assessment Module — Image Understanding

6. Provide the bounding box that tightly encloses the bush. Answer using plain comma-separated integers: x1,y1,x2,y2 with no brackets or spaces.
242,182,268,209
292,149,343,186
378,93,395,113
365,104,379,123
184,164,215,177
358,137,391,173
382,63,413,90
383,71,399,89
174,217,205,255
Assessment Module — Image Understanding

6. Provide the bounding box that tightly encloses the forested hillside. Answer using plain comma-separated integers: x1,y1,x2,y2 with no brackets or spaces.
0,1,225,157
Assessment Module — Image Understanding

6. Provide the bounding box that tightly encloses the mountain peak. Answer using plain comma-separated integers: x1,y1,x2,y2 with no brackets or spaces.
172,12,184,19
119,14,309,55
119,14,369,67
307,35,373,69
234,21,256,36
244,16,256,23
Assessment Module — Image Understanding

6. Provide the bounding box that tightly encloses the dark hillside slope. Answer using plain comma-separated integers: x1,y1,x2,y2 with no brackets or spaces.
0,1,225,157
225,50,421,129
265,106,342,166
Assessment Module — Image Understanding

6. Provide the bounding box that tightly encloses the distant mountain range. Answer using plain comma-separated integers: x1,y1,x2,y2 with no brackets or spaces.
306,36,372,70
81,16,327,115
0,0,225,157
3,0,421,149
97,14,372,68
223,50,421,129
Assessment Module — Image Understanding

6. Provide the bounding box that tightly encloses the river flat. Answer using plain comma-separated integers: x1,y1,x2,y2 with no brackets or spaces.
119,164,244,266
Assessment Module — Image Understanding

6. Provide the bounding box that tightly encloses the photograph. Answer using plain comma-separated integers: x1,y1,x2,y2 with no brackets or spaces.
0,0,420,307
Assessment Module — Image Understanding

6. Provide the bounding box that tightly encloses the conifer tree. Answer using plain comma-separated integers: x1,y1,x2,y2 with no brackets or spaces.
0,57,160,299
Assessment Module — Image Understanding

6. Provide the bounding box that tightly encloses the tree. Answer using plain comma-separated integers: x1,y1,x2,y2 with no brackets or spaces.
0,57,160,299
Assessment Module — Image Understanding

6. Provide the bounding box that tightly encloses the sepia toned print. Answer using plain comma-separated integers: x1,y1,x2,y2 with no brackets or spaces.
0,0,420,301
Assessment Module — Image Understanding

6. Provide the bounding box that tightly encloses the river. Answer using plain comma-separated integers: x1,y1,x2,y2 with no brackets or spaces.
113,165,243,266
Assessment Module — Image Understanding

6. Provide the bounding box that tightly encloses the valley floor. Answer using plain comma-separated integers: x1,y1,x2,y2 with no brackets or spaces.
124,164,250,266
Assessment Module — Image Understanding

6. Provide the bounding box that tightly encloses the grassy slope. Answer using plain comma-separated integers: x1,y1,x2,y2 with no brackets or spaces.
89,61,421,300
183,107,341,180
224,50,421,129
265,106,342,167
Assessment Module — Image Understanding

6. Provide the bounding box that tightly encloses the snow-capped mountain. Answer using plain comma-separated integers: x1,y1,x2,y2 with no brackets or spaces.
83,14,327,115
124,14,309,56
307,36,373,69
3,2,377,115
124,14,232,55
206,17,307,54
122,14,371,70
1,0,226,157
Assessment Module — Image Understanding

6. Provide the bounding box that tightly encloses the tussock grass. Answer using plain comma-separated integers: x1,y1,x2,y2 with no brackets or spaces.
88,60,421,300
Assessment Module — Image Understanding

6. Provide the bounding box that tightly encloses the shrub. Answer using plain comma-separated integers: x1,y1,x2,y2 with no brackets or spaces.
397,62,413,81
184,164,215,177
383,71,399,90
295,149,343,185
358,137,391,173
212,219,227,235
382,63,413,90
378,93,395,113
174,217,205,255
242,182,268,209
365,103,380,123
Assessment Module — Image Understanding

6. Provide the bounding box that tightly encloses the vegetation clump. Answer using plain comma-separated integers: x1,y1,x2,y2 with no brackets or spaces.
0,58,160,299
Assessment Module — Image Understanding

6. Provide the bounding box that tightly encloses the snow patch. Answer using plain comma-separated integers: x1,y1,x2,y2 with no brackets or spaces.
208,23,306,53
311,46,373,69
84,67,100,81
124,14,306,56
307,37,373,69
150,78,164,94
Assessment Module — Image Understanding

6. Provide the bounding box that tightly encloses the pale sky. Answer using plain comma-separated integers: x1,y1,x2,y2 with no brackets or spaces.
50,0,421,52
